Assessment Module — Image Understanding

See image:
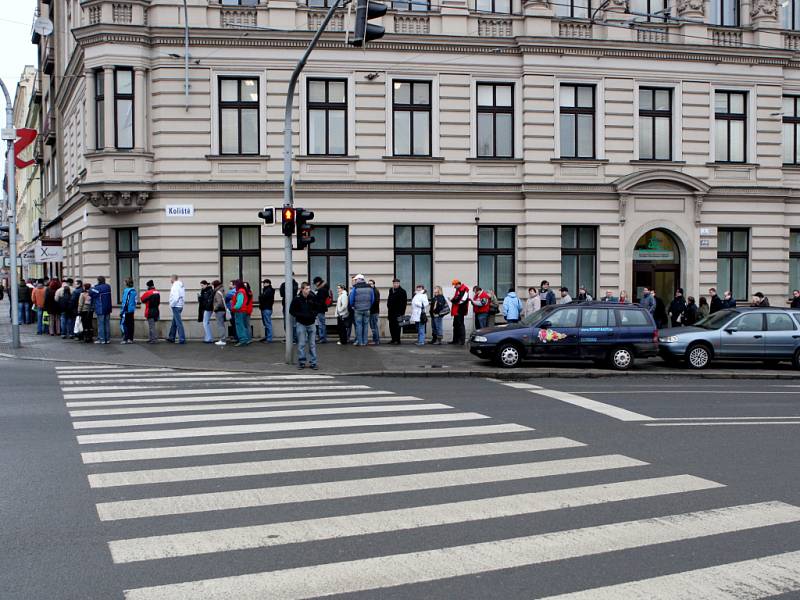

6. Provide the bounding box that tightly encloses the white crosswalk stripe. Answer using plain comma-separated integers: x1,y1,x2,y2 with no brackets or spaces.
50,367,800,599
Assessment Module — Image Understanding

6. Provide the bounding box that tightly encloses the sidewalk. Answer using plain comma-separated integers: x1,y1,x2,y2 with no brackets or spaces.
2,300,799,379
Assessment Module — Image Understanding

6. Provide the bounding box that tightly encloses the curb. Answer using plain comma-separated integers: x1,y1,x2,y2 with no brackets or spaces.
3,352,799,380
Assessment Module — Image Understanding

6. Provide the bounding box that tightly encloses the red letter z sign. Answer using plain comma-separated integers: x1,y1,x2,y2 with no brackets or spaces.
14,128,37,169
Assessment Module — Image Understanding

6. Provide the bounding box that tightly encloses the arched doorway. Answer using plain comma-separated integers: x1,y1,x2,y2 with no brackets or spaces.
632,229,681,303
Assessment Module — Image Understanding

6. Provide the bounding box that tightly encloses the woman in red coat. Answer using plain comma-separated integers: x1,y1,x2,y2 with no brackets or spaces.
230,280,253,346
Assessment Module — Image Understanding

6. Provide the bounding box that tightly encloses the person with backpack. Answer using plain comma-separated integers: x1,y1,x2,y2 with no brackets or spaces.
471,285,491,330
198,280,215,343
430,286,449,345
90,276,113,344
56,279,73,339
313,276,331,344
120,277,138,343
140,280,160,344
259,278,275,343
502,287,524,323
449,279,470,345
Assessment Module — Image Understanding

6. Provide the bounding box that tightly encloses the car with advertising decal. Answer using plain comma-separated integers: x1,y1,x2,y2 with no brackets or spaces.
469,301,659,369
658,307,800,369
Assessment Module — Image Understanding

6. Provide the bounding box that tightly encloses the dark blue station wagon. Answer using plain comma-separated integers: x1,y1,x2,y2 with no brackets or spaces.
469,301,659,369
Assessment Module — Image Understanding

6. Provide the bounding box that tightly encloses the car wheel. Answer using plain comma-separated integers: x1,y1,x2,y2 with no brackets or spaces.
793,348,800,369
496,343,522,368
686,343,711,369
609,346,634,371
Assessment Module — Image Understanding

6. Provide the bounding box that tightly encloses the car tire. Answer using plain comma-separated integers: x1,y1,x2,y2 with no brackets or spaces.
686,343,711,370
496,342,522,369
793,348,800,369
608,346,634,371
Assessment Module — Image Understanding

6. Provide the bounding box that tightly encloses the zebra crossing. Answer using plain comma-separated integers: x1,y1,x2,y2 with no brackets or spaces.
55,364,800,599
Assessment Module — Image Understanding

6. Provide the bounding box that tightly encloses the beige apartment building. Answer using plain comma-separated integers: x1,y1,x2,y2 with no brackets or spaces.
26,0,800,336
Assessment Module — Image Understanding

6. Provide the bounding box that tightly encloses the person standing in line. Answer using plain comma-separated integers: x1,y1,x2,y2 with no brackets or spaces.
211,280,227,346
90,276,113,344
57,279,74,339
32,279,46,334
312,276,331,344
524,286,541,316
751,292,770,307
708,287,723,313
575,286,592,301
259,278,275,343
449,279,470,345
722,290,737,308
46,279,61,336
335,284,350,345
410,284,430,346
349,274,374,347
502,287,524,323
487,289,500,326
430,286,449,344
120,277,138,344
683,296,699,326
224,281,238,343
280,275,299,343
167,274,186,344
471,285,491,330
600,290,616,303
231,280,253,346
18,279,32,325
640,287,656,315
69,280,83,339
539,280,557,306
243,282,254,341
78,283,94,343
290,282,319,369
387,278,408,345
368,279,381,345
198,280,215,343
140,280,160,344
558,287,572,304
653,291,668,329
668,288,686,327
698,296,710,319
618,290,629,304
788,289,800,309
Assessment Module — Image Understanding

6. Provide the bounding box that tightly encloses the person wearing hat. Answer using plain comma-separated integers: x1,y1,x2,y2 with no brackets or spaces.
348,274,375,347
386,277,407,344
198,280,215,343
140,280,161,344
669,287,686,327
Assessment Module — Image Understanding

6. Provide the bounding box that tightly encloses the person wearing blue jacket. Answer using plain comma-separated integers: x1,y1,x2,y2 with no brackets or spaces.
90,276,113,344
120,277,138,344
502,288,523,323
349,274,375,347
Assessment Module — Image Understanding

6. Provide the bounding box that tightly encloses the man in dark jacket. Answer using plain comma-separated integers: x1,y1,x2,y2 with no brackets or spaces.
312,276,331,344
386,278,407,345
653,291,668,329
18,280,32,324
668,288,686,327
708,287,723,314
722,290,737,308
141,280,161,344
89,276,113,344
290,282,319,370
198,280,215,343
368,279,381,345
69,280,83,338
539,280,557,307
259,279,275,343
280,276,299,343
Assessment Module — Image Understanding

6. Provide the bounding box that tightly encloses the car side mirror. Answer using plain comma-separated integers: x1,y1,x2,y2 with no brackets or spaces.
539,320,552,329
725,327,737,334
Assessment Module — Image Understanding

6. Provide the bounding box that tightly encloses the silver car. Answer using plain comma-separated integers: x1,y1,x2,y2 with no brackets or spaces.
658,307,800,369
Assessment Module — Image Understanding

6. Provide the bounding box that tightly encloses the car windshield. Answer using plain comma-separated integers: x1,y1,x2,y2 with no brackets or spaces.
694,309,737,330
521,306,556,326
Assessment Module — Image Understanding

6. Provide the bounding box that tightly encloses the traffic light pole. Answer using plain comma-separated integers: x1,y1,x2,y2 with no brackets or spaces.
0,77,20,349
282,0,343,364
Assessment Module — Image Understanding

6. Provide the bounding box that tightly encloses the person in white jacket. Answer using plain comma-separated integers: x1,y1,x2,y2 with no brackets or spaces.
410,284,430,346
167,274,186,344
335,284,350,345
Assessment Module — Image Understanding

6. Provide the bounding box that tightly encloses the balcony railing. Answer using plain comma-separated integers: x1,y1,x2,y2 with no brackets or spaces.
394,14,430,34
221,7,257,27
636,26,670,43
307,10,345,31
558,20,592,39
785,31,800,51
43,40,54,75
477,18,512,37
42,114,56,146
710,27,743,47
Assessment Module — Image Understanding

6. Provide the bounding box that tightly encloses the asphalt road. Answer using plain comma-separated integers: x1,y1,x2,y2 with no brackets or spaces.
2,359,800,599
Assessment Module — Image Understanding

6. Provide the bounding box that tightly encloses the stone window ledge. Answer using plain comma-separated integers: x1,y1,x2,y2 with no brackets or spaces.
205,154,270,161
630,160,686,166
467,157,524,164
382,155,445,162
296,155,360,161
550,158,609,165
706,162,759,168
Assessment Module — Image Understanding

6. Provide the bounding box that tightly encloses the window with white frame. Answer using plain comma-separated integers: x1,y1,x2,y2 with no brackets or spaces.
559,83,595,159
783,95,800,165
393,0,430,10
307,78,347,156
476,0,511,13
554,0,589,18
94,69,104,150
629,0,667,20
714,91,747,163
783,0,800,29
639,87,672,161
393,80,431,157
219,77,259,155
710,0,738,26
114,68,134,149
476,82,514,159
221,0,258,5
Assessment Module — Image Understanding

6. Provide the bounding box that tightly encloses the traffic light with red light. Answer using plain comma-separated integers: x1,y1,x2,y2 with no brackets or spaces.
295,208,315,250
281,206,296,237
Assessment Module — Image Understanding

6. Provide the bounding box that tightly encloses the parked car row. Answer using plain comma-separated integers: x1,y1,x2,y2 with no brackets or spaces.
468,301,800,370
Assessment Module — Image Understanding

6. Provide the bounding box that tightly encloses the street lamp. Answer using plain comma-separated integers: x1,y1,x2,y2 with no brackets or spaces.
0,77,21,349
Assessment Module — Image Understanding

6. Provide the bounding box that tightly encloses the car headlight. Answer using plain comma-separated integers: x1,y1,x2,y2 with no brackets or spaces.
472,336,488,343
659,336,679,343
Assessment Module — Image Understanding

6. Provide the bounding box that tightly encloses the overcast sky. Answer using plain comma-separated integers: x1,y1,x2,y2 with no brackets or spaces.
0,1,39,176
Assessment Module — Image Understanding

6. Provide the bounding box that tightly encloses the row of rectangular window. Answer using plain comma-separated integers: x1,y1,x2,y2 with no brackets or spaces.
112,226,800,305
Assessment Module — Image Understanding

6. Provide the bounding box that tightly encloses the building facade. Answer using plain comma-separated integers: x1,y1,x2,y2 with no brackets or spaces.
29,0,800,336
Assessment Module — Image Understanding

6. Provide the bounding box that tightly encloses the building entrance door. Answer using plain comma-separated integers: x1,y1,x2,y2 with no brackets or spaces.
632,229,681,303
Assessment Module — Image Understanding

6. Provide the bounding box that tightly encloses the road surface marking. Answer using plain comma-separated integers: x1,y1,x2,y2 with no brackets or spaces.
80,424,533,464
73,403,454,430
538,550,800,599
121,502,800,600
530,389,654,421
96,454,646,521
88,437,583,488
76,412,492,444
65,389,393,408
63,384,366,400
68,395,423,417
655,416,800,421
109,474,721,563
56,371,333,380
55,367,174,373
59,376,339,385
580,390,800,395
502,382,544,389
646,421,800,427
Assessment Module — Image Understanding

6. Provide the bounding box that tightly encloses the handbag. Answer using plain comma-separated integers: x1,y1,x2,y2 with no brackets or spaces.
73,318,83,334
396,315,412,328
419,312,428,325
